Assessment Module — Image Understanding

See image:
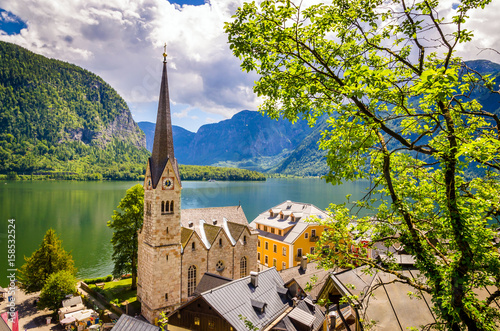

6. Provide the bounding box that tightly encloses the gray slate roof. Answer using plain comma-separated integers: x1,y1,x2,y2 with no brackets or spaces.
200,268,291,331
0,316,10,331
193,272,233,296
279,261,338,300
111,314,159,331
323,266,436,330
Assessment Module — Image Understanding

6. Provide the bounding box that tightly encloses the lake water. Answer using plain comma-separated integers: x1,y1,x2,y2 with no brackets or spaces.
0,178,371,286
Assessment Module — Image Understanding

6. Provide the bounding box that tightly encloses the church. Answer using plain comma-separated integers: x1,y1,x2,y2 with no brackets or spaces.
137,51,259,323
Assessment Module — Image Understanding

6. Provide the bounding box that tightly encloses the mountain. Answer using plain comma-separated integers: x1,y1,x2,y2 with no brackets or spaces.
138,121,195,164
139,110,315,172
0,41,149,179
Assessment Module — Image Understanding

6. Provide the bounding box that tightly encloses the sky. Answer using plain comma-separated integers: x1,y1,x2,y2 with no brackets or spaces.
0,0,499,132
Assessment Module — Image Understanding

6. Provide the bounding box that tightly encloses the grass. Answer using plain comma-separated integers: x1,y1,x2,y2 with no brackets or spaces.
91,278,137,305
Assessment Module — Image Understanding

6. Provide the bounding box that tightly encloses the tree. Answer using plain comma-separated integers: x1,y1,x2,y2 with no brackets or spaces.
107,184,144,289
19,229,76,293
226,0,500,329
38,270,77,311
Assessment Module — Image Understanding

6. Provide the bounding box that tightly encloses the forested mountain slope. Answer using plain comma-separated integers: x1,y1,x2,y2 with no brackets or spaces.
0,41,149,179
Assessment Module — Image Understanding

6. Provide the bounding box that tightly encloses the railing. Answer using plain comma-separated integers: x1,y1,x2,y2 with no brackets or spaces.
309,236,319,242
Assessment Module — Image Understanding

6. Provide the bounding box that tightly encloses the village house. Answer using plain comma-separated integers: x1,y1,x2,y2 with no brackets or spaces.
166,268,326,331
250,201,331,271
137,50,258,323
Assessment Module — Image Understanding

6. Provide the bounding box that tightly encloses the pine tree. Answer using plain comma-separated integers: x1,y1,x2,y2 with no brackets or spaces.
19,229,76,293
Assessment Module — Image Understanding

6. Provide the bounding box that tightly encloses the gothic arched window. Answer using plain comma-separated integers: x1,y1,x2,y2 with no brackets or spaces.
240,256,248,278
161,201,165,213
170,200,174,213
188,265,197,296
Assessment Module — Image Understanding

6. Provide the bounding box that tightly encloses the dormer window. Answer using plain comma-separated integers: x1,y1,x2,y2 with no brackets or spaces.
280,213,284,220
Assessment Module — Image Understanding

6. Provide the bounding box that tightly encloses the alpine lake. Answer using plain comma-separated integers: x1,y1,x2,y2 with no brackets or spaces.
0,178,372,286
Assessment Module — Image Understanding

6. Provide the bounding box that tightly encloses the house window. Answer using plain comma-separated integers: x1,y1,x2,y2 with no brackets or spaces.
271,228,275,234
192,242,195,251
310,247,315,254
273,244,277,253
258,252,261,261
165,293,168,301
243,236,247,245
208,320,215,329
188,265,197,296
258,239,260,247
278,230,282,236
240,256,248,277
161,201,165,213
283,247,286,256
265,242,269,250
273,259,277,267
170,200,174,213
282,262,286,270
305,232,309,239
280,213,284,220
312,229,316,237
264,226,268,232
265,255,268,265
297,248,302,257
166,254,168,261
194,317,200,326
219,238,223,247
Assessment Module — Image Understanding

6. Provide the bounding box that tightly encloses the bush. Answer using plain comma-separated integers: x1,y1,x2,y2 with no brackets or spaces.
38,270,77,311
83,274,113,284
7,171,18,180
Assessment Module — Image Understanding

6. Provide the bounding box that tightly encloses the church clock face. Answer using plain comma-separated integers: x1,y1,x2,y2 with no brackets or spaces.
162,177,174,190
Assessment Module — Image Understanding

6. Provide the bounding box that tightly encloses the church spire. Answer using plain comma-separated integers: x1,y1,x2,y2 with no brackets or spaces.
150,45,179,188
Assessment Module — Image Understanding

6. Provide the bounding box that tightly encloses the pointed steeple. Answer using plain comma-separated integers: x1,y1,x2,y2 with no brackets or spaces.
149,46,179,188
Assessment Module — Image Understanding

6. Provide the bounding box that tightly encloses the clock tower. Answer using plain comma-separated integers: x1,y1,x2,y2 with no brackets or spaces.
137,47,182,322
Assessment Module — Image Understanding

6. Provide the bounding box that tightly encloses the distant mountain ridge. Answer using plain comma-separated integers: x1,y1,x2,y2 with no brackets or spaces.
0,41,149,179
142,59,500,177
139,110,327,175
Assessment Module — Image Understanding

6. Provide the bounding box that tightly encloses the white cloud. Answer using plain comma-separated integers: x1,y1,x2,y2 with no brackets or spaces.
0,0,498,125
0,0,260,121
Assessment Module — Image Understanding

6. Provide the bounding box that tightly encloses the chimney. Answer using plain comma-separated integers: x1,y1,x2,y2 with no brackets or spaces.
300,256,308,271
250,271,259,287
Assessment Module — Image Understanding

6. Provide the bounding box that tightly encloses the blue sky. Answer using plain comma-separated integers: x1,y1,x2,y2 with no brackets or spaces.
0,0,499,132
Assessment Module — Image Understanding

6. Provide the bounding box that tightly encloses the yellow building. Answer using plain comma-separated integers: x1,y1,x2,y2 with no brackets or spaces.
249,200,330,271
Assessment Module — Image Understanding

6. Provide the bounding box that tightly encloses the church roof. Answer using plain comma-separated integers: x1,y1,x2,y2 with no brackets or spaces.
180,227,194,248
149,59,180,189
180,206,255,250
181,206,248,226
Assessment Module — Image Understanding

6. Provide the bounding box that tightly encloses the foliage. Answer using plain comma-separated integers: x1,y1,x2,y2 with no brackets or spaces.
226,0,500,329
158,311,169,331
179,164,266,181
107,184,144,289
38,270,77,311
83,275,113,284
238,314,260,331
18,229,76,293
0,41,149,179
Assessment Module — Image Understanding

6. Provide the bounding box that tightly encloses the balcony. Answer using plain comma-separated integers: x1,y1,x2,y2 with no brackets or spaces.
309,236,319,242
